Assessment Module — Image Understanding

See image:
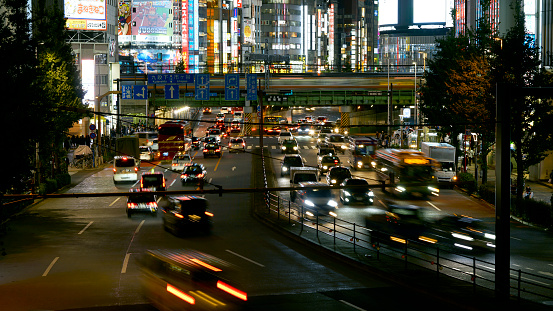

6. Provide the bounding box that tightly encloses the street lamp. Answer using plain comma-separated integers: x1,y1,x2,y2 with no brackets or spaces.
413,62,417,127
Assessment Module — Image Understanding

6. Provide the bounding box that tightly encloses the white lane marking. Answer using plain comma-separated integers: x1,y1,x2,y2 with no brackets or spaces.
209,178,212,183
170,178,176,187
225,250,265,267
311,146,317,149
272,146,276,149
78,221,94,235
132,180,139,187
43,257,59,276
539,271,553,278
247,146,252,149
109,197,121,206
135,220,145,234
232,166,236,171
339,300,367,311
121,253,131,274
511,273,551,286
157,197,162,203
303,146,309,149
427,201,441,211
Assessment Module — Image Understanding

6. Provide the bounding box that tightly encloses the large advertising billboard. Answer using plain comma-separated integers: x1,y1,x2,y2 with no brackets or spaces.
413,0,454,26
378,0,398,26
131,0,173,41
65,0,106,30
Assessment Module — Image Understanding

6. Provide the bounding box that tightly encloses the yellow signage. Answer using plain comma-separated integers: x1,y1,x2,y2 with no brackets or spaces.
404,158,429,165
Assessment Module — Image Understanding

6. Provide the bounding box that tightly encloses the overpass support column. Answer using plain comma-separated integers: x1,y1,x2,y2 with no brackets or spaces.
339,106,352,135
244,106,254,136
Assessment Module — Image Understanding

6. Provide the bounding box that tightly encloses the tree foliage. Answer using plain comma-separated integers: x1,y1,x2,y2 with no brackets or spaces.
0,0,86,193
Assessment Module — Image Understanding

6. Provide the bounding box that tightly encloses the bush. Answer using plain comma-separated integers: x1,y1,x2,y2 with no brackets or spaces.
478,182,495,205
458,172,477,194
55,173,71,188
38,178,58,195
511,198,553,228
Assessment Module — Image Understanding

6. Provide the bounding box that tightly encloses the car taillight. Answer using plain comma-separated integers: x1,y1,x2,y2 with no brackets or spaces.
197,173,204,178
167,284,195,305
334,160,339,163
127,203,138,209
162,178,166,188
181,174,188,178
134,167,139,172
217,281,247,301
205,211,213,217
148,202,158,208
216,148,221,152
113,168,117,173
242,143,245,146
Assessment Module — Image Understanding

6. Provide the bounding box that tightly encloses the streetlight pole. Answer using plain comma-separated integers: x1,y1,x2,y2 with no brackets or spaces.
413,62,417,127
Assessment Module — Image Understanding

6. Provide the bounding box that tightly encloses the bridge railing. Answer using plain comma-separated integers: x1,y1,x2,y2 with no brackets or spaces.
255,147,553,306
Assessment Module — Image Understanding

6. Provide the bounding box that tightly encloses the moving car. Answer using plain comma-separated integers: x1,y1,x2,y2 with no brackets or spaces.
113,156,139,184
215,113,225,122
228,138,246,153
151,139,158,152
203,107,212,114
296,124,312,136
280,154,305,177
326,166,352,186
180,164,206,185
139,146,155,161
140,172,166,191
202,136,218,148
191,136,201,150
281,139,299,154
140,249,247,311
161,196,213,235
171,153,192,171
325,134,348,154
339,178,374,205
203,143,222,158
278,131,293,145
317,144,335,160
293,182,338,218
318,155,340,175
208,128,223,143
126,189,158,218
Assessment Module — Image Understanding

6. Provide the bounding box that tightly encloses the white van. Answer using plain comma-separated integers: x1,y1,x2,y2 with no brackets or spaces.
113,156,139,184
233,111,243,121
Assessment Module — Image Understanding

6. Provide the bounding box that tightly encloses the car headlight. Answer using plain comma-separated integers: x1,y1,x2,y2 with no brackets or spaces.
317,138,321,142
327,200,338,207
282,167,288,171
331,179,336,184
341,145,347,149
343,191,351,197
305,200,315,207
323,165,328,169
318,156,322,161
428,186,440,193
396,186,406,192
293,146,298,150
484,233,496,240
357,161,363,167
367,191,374,196
309,130,314,135
282,146,286,150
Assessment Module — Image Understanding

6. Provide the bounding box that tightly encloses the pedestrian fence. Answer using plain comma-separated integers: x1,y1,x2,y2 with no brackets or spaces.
256,149,553,305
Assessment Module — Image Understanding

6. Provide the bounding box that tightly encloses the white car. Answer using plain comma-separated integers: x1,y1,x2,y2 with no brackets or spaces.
278,131,293,145
171,154,193,171
208,128,223,143
228,138,246,153
139,146,154,161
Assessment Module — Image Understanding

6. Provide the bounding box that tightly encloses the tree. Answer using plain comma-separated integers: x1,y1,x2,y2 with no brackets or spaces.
493,2,553,200
0,0,41,193
32,2,87,181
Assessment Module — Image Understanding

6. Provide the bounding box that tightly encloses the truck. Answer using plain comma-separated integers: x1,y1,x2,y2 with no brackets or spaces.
289,167,320,201
116,136,140,160
421,142,457,187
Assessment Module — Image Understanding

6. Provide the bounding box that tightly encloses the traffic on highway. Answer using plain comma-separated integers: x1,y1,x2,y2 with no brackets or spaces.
1,107,553,310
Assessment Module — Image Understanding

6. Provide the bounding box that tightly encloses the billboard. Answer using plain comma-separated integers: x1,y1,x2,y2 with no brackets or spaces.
378,0,398,26
65,0,106,30
118,0,132,35
131,0,173,37
413,0,454,25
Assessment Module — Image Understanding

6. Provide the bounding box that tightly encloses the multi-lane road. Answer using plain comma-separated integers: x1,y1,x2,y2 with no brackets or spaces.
1,109,553,310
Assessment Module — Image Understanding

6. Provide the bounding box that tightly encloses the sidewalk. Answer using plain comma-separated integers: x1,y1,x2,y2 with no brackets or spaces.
465,164,553,205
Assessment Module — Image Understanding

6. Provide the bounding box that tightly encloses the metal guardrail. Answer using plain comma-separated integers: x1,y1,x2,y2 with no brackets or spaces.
257,150,553,305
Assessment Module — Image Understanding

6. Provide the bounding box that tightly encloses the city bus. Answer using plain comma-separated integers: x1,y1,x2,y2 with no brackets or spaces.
346,136,378,170
157,122,192,161
374,148,440,198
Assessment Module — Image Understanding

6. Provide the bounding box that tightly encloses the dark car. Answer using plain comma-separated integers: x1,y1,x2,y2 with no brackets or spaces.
181,164,206,185
126,189,158,218
191,136,201,149
326,166,352,186
281,154,305,176
281,139,299,154
140,172,166,191
339,178,374,205
161,196,213,235
318,155,340,174
317,144,336,160
203,143,222,158
203,136,218,147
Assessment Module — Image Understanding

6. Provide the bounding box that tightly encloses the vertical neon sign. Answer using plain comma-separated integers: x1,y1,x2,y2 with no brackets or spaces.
182,0,189,72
